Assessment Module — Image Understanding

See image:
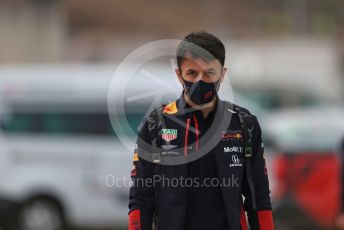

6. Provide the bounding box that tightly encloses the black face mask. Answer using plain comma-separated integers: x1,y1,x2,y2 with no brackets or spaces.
182,78,220,105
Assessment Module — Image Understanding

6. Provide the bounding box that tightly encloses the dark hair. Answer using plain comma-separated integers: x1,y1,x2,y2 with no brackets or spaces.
176,30,225,69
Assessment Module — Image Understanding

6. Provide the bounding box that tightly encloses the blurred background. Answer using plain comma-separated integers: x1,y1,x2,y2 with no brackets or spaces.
0,0,344,230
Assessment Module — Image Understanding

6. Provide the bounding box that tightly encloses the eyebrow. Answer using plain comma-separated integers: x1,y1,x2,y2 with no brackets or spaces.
185,67,216,72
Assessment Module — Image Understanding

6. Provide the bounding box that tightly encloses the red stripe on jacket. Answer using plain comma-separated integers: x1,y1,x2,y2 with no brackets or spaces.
129,209,141,230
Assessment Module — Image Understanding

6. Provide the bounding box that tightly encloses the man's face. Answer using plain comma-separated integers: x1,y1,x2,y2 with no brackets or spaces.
175,53,227,84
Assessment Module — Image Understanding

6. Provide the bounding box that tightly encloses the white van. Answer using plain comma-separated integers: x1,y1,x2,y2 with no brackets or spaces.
0,65,144,230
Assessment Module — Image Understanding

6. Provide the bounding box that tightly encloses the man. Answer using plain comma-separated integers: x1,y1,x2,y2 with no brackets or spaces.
128,31,274,230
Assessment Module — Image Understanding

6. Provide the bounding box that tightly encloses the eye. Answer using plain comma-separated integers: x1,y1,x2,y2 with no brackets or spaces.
187,70,198,77
207,71,216,76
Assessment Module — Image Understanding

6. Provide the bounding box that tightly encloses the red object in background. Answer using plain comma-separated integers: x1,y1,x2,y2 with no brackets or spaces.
273,153,341,228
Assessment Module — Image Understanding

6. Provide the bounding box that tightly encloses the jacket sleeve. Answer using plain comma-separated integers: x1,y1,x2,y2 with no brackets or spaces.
128,112,157,230
242,117,274,230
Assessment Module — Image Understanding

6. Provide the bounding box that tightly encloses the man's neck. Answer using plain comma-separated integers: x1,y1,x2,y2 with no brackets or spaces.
183,92,216,119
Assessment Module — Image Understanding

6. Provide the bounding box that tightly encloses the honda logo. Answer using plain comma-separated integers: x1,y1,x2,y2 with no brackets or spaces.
232,155,240,164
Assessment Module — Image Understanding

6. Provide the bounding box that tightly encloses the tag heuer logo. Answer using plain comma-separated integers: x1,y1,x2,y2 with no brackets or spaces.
161,129,178,142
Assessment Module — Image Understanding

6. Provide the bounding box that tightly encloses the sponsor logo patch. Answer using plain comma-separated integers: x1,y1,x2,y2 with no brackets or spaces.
161,129,178,142
161,151,180,156
224,146,243,153
162,101,178,115
161,144,178,150
229,154,243,167
221,130,242,141
131,165,137,177
133,152,139,162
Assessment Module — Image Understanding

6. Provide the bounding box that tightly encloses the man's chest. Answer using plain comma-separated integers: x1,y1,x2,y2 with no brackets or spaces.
157,115,245,171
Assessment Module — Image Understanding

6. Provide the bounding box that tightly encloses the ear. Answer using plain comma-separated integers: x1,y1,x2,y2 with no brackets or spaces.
219,67,227,83
175,68,184,85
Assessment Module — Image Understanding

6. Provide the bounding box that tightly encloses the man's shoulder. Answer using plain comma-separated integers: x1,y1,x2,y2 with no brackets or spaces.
221,100,259,125
221,100,256,117
138,105,162,134
139,99,177,123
